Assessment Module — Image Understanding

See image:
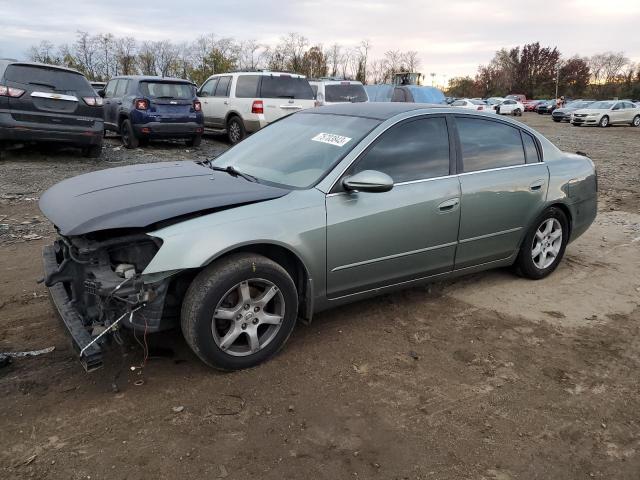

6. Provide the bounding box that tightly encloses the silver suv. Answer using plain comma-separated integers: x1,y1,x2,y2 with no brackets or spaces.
197,71,316,144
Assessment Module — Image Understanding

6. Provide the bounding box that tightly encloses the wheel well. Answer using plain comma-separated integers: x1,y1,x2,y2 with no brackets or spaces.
225,112,241,126
548,203,572,233
118,113,129,131
174,244,312,323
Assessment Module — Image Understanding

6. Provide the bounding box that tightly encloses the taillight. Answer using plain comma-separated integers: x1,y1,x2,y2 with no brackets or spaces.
0,85,25,98
135,99,149,110
83,96,103,106
193,100,201,112
251,100,264,114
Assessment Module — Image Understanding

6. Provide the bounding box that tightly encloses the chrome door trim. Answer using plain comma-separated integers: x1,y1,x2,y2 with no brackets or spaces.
458,162,544,176
325,173,457,198
459,226,522,244
31,91,78,102
331,241,458,272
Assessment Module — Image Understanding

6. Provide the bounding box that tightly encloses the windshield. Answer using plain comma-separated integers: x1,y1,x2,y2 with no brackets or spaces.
589,101,614,109
140,81,195,99
408,86,446,104
470,99,485,105
259,76,314,99
211,113,379,188
325,84,368,103
5,65,92,92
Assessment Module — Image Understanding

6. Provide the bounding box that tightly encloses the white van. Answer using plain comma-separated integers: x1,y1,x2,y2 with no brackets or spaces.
197,71,316,144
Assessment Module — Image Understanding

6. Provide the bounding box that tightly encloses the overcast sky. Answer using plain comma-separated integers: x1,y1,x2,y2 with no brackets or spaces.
1,0,639,80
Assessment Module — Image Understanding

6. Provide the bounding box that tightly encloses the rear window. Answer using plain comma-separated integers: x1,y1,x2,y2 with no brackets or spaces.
5,65,91,92
325,84,368,103
235,75,260,98
140,81,194,99
259,76,314,100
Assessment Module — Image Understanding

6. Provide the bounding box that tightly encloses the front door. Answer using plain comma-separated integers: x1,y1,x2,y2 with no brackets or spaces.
208,76,232,128
453,116,549,268
326,116,460,298
102,79,119,129
198,77,218,127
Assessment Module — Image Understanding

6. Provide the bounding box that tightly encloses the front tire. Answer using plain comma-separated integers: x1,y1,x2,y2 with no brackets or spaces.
599,115,609,128
186,135,202,147
515,207,569,280
121,119,139,149
82,140,102,159
227,116,246,145
513,108,522,116
181,253,298,370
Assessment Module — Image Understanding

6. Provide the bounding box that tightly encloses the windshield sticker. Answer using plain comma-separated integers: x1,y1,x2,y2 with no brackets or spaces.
311,133,352,147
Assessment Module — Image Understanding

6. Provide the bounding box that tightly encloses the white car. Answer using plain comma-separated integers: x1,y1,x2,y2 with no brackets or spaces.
451,98,494,112
495,99,524,116
197,71,316,144
571,100,640,127
309,79,368,106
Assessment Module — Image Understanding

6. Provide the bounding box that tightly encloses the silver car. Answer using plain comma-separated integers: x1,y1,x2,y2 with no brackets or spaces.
571,100,640,127
40,104,597,371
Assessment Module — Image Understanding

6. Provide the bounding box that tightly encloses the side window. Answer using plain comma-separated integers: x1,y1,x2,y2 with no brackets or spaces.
612,102,622,110
114,79,129,97
235,75,260,98
624,101,635,109
350,117,450,183
105,80,118,98
521,131,540,164
214,76,231,97
452,100,465,106
457,117,526,172
199,78,218,97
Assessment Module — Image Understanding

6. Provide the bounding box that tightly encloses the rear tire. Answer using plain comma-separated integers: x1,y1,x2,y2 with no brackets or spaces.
515,207,569,280
227,116,245,145
82,141,102,159
631,115,640,127
181,253,298,370
186,135,202,147
598,116,609,128
121,119,139,149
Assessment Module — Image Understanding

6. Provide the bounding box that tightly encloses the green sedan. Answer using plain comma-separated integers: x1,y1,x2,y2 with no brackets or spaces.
40,103,597,371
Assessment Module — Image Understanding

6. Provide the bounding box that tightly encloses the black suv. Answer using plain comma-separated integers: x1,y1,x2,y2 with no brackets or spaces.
0,59,104,157
100,76,204,148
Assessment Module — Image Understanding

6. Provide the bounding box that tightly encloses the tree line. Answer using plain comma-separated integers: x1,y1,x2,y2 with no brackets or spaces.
26,31,422,87
447,42,640,100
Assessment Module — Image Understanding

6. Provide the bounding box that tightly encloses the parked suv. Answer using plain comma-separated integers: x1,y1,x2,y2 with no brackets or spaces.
101,76,203,149
309,79,368,106
0,59,104,158
197,71,315,144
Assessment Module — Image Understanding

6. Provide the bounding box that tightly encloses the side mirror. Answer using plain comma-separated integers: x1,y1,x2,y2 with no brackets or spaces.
343,170,394,193
198,90,207,97
97,89,105,98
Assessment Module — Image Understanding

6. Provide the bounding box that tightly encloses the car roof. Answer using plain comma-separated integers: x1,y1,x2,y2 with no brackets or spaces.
110,75,194,83
0,59,84,76
301,102,448,120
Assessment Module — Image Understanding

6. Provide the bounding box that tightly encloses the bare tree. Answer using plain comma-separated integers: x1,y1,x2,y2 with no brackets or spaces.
116,37,137,75
326,43,342,77
74,31,98,79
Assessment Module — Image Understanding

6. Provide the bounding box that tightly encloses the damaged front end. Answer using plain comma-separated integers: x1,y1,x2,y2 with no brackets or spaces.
42,233,179,371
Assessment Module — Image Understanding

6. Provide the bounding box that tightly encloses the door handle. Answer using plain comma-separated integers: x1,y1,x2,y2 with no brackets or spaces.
438,198,460,212
224,101,228,105
529,180,545,191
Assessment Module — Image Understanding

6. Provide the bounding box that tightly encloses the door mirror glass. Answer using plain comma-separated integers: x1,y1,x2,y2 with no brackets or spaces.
343,170,394,193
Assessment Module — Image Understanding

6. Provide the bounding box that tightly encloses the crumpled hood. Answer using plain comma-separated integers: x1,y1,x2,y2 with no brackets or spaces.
39,161,290,235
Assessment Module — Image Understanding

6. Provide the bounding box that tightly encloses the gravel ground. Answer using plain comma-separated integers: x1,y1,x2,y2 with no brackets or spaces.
0,114,639,480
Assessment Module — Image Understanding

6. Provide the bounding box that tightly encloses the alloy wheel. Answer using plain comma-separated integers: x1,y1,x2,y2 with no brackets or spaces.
531,218,562,270
229,121,241,143
211,278,285,356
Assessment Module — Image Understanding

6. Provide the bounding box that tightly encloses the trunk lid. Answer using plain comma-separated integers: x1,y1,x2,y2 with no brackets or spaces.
140,81,196,121
4,64,100,127
258,74,315,123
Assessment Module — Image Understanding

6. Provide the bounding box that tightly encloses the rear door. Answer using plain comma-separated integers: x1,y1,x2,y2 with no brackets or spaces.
4,64,98,128
102,79,119,128
258,74,315,122
326,116,460,297
454,116,548,269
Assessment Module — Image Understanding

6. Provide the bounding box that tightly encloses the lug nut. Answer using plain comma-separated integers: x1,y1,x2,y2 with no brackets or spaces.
236,314,242,320
252,318,259,325
241,323,247,330
244,304,250,310
254,306,260,312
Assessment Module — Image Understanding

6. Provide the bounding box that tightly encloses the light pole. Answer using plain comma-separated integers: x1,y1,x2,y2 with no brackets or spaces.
555,61,562,99
430,72,436,86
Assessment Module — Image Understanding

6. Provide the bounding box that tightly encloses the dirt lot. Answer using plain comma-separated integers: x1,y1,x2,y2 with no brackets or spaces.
1,115,639,480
